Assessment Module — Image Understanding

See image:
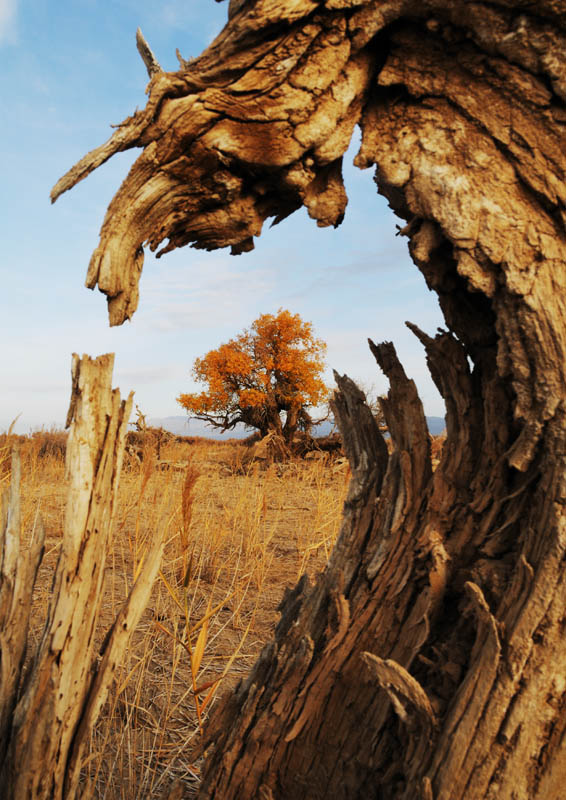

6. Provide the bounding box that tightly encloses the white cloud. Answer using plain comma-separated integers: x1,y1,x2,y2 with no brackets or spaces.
140,254,278,332
0,0,17,45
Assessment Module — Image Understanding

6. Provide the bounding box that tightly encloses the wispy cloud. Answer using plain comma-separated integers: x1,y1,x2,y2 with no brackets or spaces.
0,0,17,45
284,241,411,301
116,364,182,385
140,254,278,332
3,380,67,394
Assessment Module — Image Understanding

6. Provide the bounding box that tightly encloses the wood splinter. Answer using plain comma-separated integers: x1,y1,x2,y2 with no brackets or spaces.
362,652,437,729
136,27,162,78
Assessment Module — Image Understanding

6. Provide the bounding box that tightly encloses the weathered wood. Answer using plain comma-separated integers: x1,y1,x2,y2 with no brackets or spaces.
52,2,566,798
136,27,162,78
0,354,167,799
193,346,437,799
64,509,167,798
0,448,45,767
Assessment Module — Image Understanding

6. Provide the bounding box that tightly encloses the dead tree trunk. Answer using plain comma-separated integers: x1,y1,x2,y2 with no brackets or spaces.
52,2,566,797
0,354,167,799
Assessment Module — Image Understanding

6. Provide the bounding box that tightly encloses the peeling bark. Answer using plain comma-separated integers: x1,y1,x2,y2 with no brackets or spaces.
0,355,167,799
53,2,566,798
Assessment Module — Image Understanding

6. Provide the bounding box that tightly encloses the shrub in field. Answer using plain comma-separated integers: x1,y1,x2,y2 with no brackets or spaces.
125,427,175,466
35,430,68,461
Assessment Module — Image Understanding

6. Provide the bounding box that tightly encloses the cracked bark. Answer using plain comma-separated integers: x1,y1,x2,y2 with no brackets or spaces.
53,1,566,797
0,356,169,799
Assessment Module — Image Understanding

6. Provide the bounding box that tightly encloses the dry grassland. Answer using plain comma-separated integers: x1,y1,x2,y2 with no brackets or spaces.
0,431,350,799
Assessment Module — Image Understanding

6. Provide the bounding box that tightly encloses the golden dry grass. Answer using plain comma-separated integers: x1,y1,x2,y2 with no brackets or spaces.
2,431,350,799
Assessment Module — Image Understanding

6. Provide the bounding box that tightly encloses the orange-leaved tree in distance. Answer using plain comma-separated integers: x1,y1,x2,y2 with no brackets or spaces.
178,309,327,443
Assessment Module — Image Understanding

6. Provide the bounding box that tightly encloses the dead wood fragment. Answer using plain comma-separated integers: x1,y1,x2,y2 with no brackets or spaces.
0,355,167,799
0,448,45,768
136,27,162,78
362,652,437,730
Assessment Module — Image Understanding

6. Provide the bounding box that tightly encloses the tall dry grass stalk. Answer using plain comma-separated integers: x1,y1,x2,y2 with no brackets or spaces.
178,460,200,584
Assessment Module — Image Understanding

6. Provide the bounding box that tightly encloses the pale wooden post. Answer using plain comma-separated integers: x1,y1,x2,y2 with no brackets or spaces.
0,354,166,799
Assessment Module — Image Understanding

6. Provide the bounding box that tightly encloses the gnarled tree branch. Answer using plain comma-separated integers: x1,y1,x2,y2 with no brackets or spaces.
52,2,566,798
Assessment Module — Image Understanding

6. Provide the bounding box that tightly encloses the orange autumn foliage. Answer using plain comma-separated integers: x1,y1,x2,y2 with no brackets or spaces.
178,310,328,442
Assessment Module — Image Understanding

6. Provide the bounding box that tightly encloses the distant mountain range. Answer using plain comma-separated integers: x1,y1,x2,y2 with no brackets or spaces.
149,415,446,439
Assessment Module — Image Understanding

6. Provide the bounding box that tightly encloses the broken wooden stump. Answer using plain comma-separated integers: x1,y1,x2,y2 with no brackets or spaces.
0,353,167,799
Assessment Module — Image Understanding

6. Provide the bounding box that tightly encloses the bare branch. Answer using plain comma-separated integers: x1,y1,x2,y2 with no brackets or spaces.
136,27,162,78
176,47,193,69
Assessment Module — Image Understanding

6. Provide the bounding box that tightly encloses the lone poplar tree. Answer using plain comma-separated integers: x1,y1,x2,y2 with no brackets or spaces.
177,309,327,442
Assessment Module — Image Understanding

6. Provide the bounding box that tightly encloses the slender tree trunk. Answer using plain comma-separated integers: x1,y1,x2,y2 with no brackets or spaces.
282,407,299,444
53,2,566,797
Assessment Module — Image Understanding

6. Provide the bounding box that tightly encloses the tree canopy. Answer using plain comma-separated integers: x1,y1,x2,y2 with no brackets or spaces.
177,309,327,441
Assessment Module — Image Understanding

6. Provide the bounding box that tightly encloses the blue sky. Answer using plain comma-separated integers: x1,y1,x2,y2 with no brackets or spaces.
1,0,445,434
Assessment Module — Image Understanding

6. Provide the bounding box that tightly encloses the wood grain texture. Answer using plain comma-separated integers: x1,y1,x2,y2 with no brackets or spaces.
52,2,566,797
0,355,167,799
